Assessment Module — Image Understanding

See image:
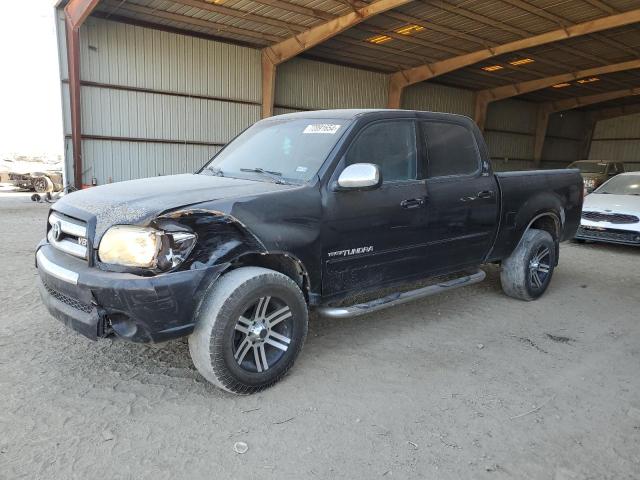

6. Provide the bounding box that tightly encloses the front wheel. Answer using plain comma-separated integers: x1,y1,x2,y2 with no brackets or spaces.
189,267,308,394
500,228,556,301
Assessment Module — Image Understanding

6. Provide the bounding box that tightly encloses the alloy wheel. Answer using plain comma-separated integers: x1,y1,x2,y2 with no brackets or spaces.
232,296,293,373
529,246,551,289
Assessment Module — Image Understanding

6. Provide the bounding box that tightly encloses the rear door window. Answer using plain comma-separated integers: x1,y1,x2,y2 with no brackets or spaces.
421,122,480,178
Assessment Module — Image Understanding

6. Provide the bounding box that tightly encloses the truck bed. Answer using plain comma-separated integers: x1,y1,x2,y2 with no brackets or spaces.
488,168,583,262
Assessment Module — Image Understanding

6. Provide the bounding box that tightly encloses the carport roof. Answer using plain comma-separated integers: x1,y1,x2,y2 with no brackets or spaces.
60,0,640,109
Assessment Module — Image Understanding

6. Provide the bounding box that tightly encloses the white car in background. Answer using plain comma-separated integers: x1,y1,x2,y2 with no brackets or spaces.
576,172,640,246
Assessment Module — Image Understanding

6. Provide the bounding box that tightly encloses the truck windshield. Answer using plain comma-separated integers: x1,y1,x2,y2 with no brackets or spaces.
200,118,350,184
595,175,640,195
569,161,607,174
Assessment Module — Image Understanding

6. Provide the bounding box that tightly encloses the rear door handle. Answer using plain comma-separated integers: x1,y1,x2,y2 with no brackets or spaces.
461,190,495,202
400,198,425,209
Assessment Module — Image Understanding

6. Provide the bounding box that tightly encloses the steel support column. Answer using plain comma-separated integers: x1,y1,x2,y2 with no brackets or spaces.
64,0,100,188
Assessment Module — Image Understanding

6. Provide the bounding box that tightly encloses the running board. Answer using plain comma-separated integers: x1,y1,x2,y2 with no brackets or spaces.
318,270,486,319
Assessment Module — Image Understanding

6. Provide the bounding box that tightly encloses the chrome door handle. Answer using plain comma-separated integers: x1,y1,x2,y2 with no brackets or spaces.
461,190,495,202
400,198,425,209
477,190,495,199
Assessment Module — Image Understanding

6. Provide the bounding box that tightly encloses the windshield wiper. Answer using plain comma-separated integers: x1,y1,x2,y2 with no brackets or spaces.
240,167,289,184
203,166,224,177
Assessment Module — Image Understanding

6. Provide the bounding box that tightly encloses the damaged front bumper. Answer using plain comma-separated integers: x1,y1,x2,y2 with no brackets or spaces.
35,243,226,342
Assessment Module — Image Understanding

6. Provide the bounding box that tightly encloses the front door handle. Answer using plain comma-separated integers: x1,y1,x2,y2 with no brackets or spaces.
477,190,495,199
400,198,425,209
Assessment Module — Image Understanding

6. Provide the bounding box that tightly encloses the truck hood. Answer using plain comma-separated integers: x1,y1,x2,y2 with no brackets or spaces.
583,193,640,214
54,174,295,239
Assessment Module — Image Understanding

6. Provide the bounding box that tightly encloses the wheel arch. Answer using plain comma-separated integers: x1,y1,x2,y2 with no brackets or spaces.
526,212,561,241
159,208,314,306
230,252,311,303
516,211,562,266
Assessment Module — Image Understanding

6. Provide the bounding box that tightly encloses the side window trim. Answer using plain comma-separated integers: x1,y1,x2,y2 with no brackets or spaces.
342,119,422,184
420,120,482,181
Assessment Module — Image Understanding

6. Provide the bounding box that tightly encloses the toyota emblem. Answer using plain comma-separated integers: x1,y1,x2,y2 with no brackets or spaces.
52,221,62,241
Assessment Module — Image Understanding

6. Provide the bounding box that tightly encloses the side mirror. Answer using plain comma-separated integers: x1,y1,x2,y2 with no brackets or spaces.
336,163,382,190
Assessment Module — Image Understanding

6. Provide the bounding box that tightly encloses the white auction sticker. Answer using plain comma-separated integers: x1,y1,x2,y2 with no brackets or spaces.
303,124,341,134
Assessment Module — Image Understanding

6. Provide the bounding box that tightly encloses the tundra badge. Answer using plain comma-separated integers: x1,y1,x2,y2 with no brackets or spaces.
328,246,374,258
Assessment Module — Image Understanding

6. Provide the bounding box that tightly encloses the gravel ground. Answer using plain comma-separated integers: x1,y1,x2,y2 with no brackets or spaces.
1,194,639,480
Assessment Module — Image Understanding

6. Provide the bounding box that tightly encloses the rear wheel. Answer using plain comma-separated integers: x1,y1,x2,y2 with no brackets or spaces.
189,267,308,394
500,228,556,301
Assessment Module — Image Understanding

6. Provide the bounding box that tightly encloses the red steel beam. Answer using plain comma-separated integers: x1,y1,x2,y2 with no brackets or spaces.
64,0,100,188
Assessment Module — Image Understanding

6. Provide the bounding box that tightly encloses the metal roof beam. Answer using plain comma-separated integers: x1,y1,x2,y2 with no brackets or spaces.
474,59,640,130
387,8,640,108
544,87,640,113
261,0,412,118
425,0,635,90
263,0,412,65
65,0,99,26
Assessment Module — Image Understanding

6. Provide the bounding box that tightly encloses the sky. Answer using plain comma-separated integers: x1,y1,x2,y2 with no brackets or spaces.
0,0,64,158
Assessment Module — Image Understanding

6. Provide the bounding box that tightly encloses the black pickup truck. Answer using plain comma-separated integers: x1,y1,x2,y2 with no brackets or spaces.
36,109,583,394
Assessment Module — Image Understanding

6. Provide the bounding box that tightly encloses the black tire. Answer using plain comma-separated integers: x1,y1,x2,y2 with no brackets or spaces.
500,228,556,301
189,266,308,394
33,176,54,194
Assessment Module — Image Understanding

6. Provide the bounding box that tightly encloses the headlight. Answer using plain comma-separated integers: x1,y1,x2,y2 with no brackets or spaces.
584,178,595,188
98,225,196,270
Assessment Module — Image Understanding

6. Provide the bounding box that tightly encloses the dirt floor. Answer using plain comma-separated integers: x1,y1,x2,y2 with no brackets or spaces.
1,194,639,480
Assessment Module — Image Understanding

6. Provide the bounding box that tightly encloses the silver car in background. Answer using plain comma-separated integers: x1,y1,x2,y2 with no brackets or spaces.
576,172,640,246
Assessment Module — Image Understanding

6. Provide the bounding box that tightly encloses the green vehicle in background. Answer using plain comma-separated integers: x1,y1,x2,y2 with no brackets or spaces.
568,160,625,193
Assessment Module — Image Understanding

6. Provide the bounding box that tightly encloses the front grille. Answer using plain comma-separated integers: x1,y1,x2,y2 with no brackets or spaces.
48,211,88,260
577,227,640,244
582,211,639,224
43,281,94,314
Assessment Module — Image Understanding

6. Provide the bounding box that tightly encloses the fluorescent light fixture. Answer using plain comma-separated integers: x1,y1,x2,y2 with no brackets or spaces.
395,24,425,35
509,58,535,66
366,34,392,44
577,77,600,84
552,83,571,88
482,65,504,72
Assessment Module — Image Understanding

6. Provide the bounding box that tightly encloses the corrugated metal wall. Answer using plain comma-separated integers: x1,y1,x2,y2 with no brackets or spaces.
543,110,587,168
82,141,220,183
59,14,262,185
79,20,261,101
484,99,537,171
589,113,640,171
275,58,387,110
402,82,474,116
80,85,257,144
483,99,586,171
